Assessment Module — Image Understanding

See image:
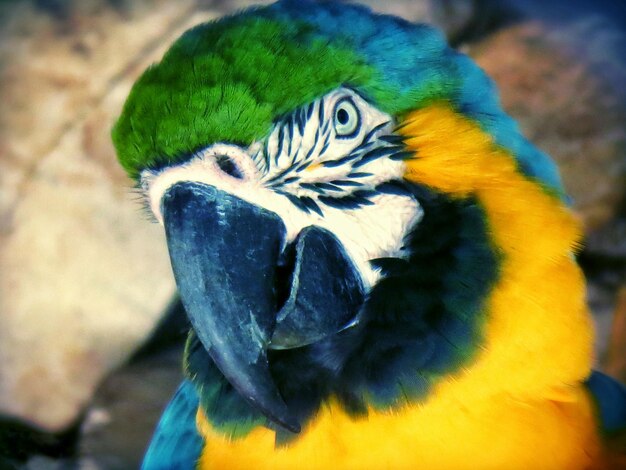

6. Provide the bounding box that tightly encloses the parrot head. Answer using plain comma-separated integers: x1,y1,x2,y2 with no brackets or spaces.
113,0,589,440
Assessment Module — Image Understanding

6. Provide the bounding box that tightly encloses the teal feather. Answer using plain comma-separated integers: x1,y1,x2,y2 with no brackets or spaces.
142,380,202,470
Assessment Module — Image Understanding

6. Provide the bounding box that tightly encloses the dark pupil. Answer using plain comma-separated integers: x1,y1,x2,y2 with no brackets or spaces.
215,154,243,179
337,108,350,125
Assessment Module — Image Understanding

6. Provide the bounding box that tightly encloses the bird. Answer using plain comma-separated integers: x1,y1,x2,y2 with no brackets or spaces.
111,1,626,468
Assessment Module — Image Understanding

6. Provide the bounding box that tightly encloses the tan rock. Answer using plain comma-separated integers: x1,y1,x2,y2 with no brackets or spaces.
79,345,184,469
0,105,176,431
0,0,197,222
0,2,221,432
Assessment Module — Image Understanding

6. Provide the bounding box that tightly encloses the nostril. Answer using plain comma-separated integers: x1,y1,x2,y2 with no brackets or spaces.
215,154,244,179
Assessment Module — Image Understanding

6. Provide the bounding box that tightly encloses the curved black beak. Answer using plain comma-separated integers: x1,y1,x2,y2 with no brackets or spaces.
162,182,300,433
162,181,366,434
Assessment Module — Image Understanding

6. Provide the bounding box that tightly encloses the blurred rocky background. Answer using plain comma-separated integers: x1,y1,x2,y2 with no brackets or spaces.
0,0,624,467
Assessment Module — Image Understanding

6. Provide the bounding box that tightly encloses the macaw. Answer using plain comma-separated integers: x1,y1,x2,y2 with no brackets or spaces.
112,1,626,468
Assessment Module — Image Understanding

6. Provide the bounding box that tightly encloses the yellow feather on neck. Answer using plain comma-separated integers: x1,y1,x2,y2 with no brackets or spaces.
401,103,593,402
197,103,602,470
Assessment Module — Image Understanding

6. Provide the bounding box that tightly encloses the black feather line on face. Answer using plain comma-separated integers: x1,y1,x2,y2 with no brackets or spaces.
348,171,373,178
374,181,415,197
378,134,404,145
299,196,324,217
276,191,312,214
286,118,293,158
363,120,391,143
266,165,297,185
389,150,415,161
306,102,315,121
317,98,325,124
352,145,402,168
329,179,363,187
299,182,325,194
294,160,311,173
275,126,285,166
318,136,331,157
186,182,500,439
319,124,392,170
318,193,374,210
305,127,321,160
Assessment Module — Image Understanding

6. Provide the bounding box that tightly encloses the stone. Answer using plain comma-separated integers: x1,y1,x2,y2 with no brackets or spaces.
0,0,198,225
0,107,177,431
0,1,222,432
78,345,184,470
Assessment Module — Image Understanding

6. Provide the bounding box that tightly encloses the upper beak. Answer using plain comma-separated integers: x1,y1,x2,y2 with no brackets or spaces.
162,181,365,433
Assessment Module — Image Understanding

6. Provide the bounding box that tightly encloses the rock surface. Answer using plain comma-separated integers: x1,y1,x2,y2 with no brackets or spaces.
0,0,215,432
78,345,184,470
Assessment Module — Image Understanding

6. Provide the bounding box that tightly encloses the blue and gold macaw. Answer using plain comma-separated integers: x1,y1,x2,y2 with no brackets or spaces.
112,1,626,468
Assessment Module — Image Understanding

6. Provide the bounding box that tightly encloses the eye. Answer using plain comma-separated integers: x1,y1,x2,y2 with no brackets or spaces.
333,98,361,138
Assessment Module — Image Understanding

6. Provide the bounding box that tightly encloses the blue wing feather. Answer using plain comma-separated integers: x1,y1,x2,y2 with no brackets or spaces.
585,370,626,434
141,380,204,470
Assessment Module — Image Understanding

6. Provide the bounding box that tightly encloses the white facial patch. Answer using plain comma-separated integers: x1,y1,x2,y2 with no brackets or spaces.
142,88,423,287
